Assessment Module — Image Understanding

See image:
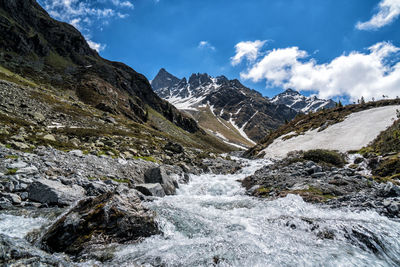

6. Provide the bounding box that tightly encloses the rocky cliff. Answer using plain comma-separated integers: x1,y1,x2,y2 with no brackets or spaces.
0,0,199,133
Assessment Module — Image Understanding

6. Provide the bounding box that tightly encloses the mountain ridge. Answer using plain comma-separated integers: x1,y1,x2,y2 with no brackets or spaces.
152,68,298,148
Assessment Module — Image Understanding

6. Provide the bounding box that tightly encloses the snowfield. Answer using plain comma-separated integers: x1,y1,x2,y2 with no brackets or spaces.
262,105,400,159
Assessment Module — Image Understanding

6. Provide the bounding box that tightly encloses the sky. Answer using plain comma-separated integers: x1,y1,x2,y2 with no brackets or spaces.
37,0,400,102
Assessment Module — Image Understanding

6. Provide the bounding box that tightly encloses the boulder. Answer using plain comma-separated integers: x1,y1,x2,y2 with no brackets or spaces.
144,166,178,195
43,134,56,142
28,179,85,206
38,191,159,255
135,183,166,197
0,234,70,266
163,141,184,154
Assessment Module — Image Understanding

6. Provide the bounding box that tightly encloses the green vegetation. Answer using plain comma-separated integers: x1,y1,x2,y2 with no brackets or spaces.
133,156,157,163
373,158,400,177
303,149,345,167
0,65,37,88
5,155,19,159
6,168,18,175
282,186,336,203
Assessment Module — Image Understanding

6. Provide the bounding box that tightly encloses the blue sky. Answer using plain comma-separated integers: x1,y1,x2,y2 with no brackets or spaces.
38,0,400,102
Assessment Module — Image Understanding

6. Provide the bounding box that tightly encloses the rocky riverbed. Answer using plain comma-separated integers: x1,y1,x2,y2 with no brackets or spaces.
242,154,400,219
1,146,400,266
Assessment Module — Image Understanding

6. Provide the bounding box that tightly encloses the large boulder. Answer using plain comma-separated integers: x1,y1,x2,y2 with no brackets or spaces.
38,191,159,255
135,183,166,197
28,179,85,206
144,166,179,195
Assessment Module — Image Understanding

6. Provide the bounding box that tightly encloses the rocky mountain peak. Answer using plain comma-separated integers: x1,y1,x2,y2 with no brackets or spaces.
151,68,180,91
188,73,213,88
271,88,336,113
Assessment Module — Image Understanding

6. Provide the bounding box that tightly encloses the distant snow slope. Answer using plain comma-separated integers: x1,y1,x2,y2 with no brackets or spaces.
262,105,400,158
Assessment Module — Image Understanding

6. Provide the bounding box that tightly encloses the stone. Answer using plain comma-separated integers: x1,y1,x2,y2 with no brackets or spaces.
43,134,56,142
7,161,28,169
0,192,21,204
10,141,30,150
33,112,46,122
135,183,166,197
122,151,133,159
164,141,184,154
68,150,83,157
38,191,159,255
0,234,70,266
16,166,38,175
28,179,85,206
104,116,116,124
311,172,326,178
11,135,25,142
144,166,178,195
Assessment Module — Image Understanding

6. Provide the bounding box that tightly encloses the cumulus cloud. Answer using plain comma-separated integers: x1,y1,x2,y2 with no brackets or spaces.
86,37,107,52
236,41,400,101
231,40,267,66
38,0,134,52
356,0,400,30
198,41,216,51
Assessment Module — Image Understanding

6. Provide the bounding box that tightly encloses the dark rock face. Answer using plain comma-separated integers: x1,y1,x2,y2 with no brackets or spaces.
38,191,159,255
0,0,200,133
152,69,298,142
271,88,336,113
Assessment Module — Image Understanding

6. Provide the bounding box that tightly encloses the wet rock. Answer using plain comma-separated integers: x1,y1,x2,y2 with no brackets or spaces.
144,166,178,195
38,191,159,256
0,192,21,204
135,183,166,197
0,234,71,266
28,179,85,206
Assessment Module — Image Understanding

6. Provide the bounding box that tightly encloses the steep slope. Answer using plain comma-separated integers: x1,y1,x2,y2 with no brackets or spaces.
152,69,298,148
0,0,199,134
271,89,336,113
246,99,400,158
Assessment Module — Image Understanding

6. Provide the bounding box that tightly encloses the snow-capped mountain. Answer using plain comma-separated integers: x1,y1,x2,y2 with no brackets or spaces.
151,69,297,149
271,89,336,113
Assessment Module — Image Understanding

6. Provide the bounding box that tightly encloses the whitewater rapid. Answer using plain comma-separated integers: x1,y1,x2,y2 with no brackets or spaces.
112,159,400,266
1,158,400,266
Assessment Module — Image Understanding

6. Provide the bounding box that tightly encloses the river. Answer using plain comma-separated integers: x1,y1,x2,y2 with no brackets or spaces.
1,158,400,266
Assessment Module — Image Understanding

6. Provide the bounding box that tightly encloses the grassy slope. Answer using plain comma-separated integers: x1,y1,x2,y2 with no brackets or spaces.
0,65,235,156
192,106,254,148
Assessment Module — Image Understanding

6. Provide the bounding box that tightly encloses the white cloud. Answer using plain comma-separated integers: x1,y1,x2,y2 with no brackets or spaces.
86,37,107,52
198,41,216,51
38,0,133,31
231,40,266,66
111,0,134,9
236,41,400,101
356,0,400,30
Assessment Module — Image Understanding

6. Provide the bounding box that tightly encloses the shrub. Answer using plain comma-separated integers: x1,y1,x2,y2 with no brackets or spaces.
303,149,345,167
373,158,400,177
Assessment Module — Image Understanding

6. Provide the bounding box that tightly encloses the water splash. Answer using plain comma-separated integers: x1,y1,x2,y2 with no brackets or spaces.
113,159,400,266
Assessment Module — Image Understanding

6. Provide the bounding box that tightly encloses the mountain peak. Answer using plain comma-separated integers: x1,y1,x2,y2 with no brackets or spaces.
151,68,180,90
272,89,336,113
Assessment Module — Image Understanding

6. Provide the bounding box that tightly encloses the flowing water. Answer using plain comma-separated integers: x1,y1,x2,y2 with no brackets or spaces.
1,158,400,266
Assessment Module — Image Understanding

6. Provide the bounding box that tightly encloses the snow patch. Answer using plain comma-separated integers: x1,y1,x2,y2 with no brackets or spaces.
262,105,400,159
